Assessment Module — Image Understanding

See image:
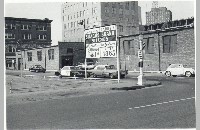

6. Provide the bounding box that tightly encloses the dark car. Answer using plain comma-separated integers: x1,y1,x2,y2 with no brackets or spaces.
29,65,46,73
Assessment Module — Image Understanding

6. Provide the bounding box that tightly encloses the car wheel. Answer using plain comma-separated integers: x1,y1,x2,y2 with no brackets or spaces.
172,75,177,77
110,73,114,79
93,74,97,78
185,71,192,77
165,71,171,77
59,75,62,78
36,70,39,73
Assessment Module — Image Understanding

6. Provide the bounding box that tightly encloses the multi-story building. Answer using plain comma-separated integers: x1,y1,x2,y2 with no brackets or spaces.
61,2,140,42
138,6,142,25
146,7,172,25
5,17,53,69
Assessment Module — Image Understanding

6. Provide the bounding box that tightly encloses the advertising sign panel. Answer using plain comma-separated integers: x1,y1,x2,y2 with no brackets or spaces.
84,25,117,58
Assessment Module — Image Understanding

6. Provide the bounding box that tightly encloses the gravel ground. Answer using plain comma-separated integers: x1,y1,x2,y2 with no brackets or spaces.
6,75,160,105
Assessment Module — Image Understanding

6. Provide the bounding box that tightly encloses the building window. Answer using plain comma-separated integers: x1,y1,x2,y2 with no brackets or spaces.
7,46,15,52
77,12,79,18
163,35,177,53
125,2,129,10
112,7,116,14
37,35,47,40
27,52,32,61
23,34,31,39
5,33,15,39
64,24,66,29
105,7,108,13
123,40,135,55
21,25,30,30
80,11,82,17
119,9,123,15
48,49,54,60
143,37,155,54
71,22,73,28
87,18,89,24
119,25,123,32
37,51,42,61
68,15,70,20
36,25,47,31
5,24,16,29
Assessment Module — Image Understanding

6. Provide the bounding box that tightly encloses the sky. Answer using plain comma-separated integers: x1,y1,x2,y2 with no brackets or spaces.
4,0,195,45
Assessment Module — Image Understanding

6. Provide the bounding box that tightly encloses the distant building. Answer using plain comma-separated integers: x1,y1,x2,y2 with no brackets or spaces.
146,7,172,25
5,17,53,69
138,6,142,25
61,2,140,42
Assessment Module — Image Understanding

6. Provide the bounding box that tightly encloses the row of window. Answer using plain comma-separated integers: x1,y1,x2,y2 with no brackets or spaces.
123,35,177,55
27,49,54,61
64,19,90,29
5,24,47,31
105,2,135,10
63,2,89,13
5,33,47,40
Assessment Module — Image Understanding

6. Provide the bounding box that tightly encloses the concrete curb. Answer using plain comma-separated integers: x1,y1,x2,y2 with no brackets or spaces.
110,81,162,91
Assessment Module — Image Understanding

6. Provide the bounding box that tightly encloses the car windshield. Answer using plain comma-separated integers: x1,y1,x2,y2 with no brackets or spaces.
169,64,181,68
35,65,42,68
105,65,115,69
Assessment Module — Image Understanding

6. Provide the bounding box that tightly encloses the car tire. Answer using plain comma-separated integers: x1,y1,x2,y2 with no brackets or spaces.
36,70,39,73
59,75,62,78
165,71,171,77
93,74,97,78
110,73,114,79
172,75,177,77
185,71,192,77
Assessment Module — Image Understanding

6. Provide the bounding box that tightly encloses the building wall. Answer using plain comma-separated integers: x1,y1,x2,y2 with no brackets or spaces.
97,27,195,71
62,1,139,42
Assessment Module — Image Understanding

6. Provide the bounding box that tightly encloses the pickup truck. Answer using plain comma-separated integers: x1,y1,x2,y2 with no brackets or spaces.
87,65,128,79
165,64,195,77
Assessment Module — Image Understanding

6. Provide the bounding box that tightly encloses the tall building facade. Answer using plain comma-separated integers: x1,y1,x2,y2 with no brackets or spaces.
138,6,142,25
146,7,172,25
5,17,53,69
61,2,140,42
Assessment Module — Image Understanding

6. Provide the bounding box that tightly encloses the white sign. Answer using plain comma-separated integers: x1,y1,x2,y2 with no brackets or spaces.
138,50,143,59
85,25,117,58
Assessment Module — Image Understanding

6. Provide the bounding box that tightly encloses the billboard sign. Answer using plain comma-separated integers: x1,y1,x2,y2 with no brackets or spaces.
84,25,117,58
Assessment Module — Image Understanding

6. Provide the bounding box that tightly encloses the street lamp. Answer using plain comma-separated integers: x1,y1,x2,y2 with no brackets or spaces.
78,20,87,78
137,34,144,85
17,39,23,77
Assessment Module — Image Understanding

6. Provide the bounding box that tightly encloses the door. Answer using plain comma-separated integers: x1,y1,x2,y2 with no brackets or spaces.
61,56,73,68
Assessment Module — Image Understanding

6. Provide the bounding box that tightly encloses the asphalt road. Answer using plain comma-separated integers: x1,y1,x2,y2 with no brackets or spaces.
6,71,196,129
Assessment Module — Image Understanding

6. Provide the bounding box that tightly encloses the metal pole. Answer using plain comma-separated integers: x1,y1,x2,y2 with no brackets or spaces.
83,21,87,79
84,58,87,78
137,34,143,85
117,43,120,83
20,48,22,77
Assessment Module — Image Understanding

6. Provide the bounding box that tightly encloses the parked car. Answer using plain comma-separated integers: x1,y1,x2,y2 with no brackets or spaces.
165,64,195,77
78,62,96,70
87,65,127,79
59,66,90,78
29,65,46,73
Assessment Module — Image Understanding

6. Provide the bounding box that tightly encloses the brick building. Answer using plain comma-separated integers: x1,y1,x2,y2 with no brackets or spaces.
146,7,172,25
98,17,195,71
62,2,140,42
5,17,53,69
17,42,85,71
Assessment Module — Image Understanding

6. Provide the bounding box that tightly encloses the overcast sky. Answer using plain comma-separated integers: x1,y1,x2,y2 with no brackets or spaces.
5,0,195,45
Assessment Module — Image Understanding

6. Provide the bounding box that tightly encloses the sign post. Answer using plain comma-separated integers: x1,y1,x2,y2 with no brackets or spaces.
137,34,144,85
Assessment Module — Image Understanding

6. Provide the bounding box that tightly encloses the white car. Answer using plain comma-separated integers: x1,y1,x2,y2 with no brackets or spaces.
165,64,195,77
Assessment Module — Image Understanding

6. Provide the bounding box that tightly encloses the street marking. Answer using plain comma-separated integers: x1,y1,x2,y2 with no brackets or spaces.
180,99,186,101
146,105,151,107
128,108,133,110
133,97,194,109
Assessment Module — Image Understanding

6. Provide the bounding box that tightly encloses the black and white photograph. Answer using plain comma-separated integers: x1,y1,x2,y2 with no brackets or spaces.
5,0,196,129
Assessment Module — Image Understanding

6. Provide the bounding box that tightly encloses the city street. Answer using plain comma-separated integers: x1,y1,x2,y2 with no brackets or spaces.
6,70,196,129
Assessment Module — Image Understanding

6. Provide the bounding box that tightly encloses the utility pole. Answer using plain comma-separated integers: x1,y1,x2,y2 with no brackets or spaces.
137,34,144,85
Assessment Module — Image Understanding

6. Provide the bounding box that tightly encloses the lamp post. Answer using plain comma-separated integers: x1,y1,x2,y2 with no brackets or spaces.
78,20,87,78
17,39,23,77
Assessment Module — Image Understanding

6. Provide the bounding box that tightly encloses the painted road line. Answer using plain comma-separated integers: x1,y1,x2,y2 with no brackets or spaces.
151,104,157,106
163,102,169,104
140,106,146,108
134,107,140,109
128,108,133,110
157,103,163,105
174,100,180,102
146,105,151,107
186,98,192,100
180,99,186,101
192,97,195,98
169,101,174,103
